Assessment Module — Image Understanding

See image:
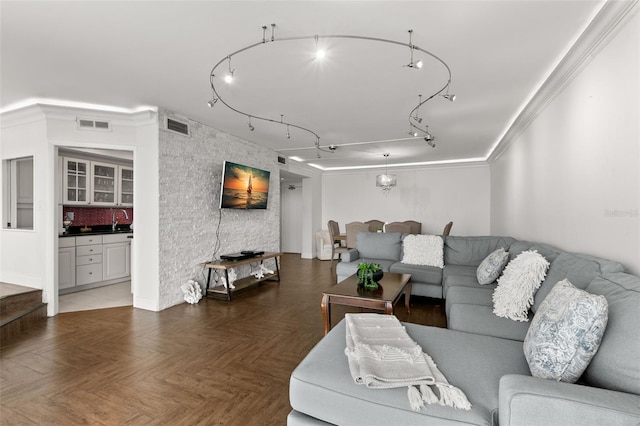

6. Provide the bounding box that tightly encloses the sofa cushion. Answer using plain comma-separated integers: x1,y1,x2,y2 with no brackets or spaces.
443,270,493,300
389,262,442,286
444,236,515,266
524,279,608,384
445,286,494,318
289,320,530,426
401,234,444,268
508,241,563,263
493,250,550,322
447,289,531,341
356,232,402,261
477,248,509,285
532,252,625,312
582,272,640,395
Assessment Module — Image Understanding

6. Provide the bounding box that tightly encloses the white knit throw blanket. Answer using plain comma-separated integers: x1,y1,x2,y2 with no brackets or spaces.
344,313,471,412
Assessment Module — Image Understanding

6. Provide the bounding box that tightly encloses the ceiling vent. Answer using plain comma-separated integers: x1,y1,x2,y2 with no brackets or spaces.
166,118,190,136
278,156,286,164
77,118,111,131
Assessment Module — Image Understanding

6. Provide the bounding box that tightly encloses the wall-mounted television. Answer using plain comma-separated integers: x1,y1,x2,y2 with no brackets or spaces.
219,161,271,209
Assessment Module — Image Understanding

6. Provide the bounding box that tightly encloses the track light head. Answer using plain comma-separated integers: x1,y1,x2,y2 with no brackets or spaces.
412,116,422,123
415,59,423,69
443,93,456,102
408,131,418,137
248,124,255,131
207,98,218,108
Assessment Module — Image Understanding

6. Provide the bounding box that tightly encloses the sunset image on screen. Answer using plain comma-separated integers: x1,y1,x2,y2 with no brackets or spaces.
220,161,270,209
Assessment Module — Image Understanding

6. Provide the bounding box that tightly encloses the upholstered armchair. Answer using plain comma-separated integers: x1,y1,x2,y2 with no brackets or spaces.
315,230,334,260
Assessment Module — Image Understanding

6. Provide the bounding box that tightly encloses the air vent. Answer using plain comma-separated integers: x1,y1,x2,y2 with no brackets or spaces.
278,156,286,164
76,118,111,131
166,118,190,136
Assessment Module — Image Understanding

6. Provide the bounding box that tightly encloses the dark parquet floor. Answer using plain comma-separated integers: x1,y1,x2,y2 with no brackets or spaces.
0,254,446,425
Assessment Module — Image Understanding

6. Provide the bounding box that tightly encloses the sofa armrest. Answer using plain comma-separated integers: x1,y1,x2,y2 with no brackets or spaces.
499,374,640,426
341,249,360,263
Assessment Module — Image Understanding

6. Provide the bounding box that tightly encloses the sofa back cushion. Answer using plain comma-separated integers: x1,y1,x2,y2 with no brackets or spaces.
581,272,640,395
532,252,625,312
356,232,402,261
444,236,515,266
508,240,563,264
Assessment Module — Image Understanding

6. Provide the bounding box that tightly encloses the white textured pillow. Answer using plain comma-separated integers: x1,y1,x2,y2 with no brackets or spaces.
493,250,550,321
524,279,608,383
401,235,444,268
477,248,509,285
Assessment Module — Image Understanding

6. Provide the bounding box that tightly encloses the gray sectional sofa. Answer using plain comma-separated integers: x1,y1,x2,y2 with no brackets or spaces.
288,233,640,425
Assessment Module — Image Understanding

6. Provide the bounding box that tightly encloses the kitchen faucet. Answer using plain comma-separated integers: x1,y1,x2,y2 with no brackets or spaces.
112,209,129,231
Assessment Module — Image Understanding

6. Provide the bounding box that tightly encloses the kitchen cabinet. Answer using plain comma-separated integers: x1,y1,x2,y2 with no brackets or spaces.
91,161,117,205
61,157,133,206
63,158,90,205
58,237,76,289
118,166,133,207
76,235,104,285
59,233,131,293
103,234,131,281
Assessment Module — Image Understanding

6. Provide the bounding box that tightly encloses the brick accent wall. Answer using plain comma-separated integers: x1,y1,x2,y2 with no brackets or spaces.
158,110,280,309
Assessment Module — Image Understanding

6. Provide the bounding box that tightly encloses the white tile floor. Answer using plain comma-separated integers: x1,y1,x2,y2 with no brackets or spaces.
58,281,133,313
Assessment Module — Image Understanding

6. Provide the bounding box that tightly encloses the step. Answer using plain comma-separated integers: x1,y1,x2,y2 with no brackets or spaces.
0,282,47,345
0,282,43,324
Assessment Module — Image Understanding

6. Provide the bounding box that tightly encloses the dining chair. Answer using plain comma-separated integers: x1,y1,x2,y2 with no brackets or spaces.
365,219,385,232
403,220,422,234
327,220,349,269
384,222,411,234
443,221,453,236
345,221,370,249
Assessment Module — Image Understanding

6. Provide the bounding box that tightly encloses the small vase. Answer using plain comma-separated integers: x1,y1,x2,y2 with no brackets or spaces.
372,270,384,282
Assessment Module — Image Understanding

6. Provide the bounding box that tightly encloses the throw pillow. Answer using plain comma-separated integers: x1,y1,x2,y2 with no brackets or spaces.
492,250,550,321
476,248,509,285
401,235,444,268
523,279,608,383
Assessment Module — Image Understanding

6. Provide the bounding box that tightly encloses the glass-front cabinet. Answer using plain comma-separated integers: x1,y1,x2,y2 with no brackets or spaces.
91,161,117,205
119,166,133,206
62,157,133,206
63,158,90,205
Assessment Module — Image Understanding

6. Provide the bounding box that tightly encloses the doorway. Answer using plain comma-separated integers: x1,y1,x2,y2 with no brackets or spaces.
56,146,135,313
280,170,306,253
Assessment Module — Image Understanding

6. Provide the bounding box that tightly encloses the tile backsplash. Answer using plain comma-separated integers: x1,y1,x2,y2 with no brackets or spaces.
63,207,133,227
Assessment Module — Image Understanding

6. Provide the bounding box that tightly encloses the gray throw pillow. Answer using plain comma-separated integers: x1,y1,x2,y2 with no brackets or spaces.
523,279,608,383
476,248,509,285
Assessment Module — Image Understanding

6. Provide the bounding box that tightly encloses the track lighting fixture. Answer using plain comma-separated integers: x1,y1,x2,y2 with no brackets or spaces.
442,93,456,102
412,95,423,123
314,35,326,60
405,30,423,69
224,56,234,83
208,25,454,158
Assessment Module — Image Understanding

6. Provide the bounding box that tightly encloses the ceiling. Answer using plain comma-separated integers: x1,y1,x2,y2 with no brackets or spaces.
0,1,604,170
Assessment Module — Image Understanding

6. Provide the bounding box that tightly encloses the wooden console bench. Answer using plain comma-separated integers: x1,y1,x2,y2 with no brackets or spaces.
199,252,282,300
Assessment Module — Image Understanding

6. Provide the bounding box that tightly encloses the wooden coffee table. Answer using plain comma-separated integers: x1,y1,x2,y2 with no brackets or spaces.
321,272,412,335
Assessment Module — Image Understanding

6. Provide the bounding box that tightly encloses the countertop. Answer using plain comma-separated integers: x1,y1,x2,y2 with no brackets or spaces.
59,225,133,237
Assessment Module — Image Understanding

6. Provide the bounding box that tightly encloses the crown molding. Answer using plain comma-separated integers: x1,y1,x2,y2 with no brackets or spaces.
488,0,638,163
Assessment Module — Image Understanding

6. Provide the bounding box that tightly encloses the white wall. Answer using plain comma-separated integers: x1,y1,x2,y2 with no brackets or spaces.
322,164,491,236
491,11,640,274
0,107,48,291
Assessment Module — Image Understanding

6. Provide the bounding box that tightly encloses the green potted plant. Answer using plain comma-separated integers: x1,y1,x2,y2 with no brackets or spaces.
357,262,383,289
